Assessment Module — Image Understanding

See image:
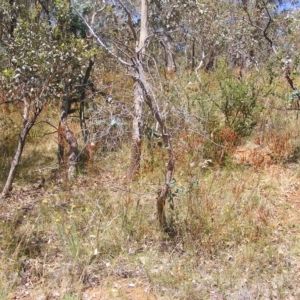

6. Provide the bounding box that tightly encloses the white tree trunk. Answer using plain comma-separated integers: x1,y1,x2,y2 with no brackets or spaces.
136,0,148,54
129,81,144,179
129,0,149,179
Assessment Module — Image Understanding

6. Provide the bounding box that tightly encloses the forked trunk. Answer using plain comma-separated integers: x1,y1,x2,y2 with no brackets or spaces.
75,0,175,230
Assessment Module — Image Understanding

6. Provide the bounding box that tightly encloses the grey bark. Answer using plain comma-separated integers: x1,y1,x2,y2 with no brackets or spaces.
135,59,175,230
162,34,176,76
129,80,144,179
58,81,79,179
129,0,148,179
80,58,94,144
76,0,175,230
1,102,42,198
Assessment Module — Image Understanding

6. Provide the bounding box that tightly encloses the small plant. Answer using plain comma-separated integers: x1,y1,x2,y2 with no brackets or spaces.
209,126,241,165
215,70,259,137
265,130,296,162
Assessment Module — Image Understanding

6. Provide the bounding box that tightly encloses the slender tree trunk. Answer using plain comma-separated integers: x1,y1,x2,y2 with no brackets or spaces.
137,0,148,54
58,81,79,179
129,0,148,179
191,38,195,71
135,60,175,230
9,0,17,37
131,0,175,230
162,34,176,76
80,58,94,144
75,0,175,230
58,118,79,179
1,102,42,198
129,81,144,179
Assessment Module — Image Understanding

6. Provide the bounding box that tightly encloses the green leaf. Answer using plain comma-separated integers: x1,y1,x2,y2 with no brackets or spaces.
192,180,198,187
168,179,176,188
289,90,300,102
2,69,15,77
175,188,183,194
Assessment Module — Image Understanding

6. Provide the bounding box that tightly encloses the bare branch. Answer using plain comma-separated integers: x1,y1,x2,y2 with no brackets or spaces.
117,0,138,42
195,51,206,82
38,120,58,130
261,0,277,54
91,4,106,26
243,0,277,54
110,37,136,57
72,5,133,67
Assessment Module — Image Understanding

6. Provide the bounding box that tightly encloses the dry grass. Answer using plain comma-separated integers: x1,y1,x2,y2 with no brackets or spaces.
1,70,300,299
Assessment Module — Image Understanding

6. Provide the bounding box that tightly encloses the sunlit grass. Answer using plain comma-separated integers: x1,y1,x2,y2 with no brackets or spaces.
1,68,300,298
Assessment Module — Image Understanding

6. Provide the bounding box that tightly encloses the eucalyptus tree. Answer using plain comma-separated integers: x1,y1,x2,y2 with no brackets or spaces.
74,0,175,229
0,0,91,197
223,0,298,70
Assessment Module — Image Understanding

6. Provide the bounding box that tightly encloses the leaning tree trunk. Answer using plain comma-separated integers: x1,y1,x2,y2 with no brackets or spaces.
1,101,42,198
58,81,79,179
135,60,175,230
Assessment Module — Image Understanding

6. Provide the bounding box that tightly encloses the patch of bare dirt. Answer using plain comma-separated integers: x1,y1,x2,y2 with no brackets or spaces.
82,278,156,300
233,146,273,167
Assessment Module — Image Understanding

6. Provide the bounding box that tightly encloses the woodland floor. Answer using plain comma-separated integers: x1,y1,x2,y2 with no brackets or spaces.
2,146,300,300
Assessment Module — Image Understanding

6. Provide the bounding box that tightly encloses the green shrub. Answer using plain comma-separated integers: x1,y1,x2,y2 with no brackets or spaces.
215,68,259,137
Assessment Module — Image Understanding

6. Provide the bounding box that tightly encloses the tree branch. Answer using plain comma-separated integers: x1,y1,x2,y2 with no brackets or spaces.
73,5,133,67
117,0,138,42
261,0,277,54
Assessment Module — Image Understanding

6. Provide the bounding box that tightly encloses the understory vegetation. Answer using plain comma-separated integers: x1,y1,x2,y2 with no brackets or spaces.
1,68,300,299
2,0,300,298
